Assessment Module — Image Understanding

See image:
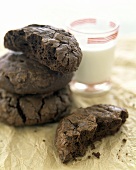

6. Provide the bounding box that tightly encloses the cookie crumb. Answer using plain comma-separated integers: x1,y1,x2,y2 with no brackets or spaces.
88,155,91,159
74,158,81,162
122,139,127,143
92,152,100,159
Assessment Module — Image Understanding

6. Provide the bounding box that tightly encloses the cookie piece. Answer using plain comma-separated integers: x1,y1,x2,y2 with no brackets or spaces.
86,104,128,141
0,52,73,95
4,24,82,73
55,104,128,163
55,108,97,163
0,86,71,126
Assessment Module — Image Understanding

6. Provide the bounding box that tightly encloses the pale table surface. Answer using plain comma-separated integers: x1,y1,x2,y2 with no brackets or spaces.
0,38,136,170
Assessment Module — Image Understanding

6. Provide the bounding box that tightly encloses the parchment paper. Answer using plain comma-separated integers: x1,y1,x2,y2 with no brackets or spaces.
0,39,136,170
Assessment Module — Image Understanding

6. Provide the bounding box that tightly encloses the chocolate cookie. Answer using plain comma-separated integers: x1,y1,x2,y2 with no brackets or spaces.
4,24,82,73
86,104,128,141
0,86,72,126
0,52,73,95
55,104,128,163
55,108,97,163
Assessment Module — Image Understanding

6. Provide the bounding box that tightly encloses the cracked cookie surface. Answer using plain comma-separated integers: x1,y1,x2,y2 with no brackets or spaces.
86,104,129,141
0,52,73,95
4,24,82,73
0,86,72,126
55,104,128,163
55,108,97,163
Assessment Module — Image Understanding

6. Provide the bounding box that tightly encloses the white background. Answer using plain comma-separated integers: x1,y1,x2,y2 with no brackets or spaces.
0,0,136,46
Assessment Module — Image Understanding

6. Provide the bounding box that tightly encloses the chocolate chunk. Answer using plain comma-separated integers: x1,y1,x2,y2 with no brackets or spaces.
0,86,71,126
0,52,73,95
4,24,82,73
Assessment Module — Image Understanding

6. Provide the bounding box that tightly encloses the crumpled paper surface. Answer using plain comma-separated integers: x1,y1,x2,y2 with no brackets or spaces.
0,39,136,170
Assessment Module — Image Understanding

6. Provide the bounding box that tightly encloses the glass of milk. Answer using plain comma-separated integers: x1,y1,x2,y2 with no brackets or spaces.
66,17,119,95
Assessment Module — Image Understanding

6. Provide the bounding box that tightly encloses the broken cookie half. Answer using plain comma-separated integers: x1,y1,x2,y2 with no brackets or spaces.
55,104,128,163
4,24,82,73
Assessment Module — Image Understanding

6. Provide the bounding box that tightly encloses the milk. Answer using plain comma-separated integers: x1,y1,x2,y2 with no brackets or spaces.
74,43,115,84
67,17,119,94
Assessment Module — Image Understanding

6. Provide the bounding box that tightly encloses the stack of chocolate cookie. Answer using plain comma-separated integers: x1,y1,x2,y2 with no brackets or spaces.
0,24,82,126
